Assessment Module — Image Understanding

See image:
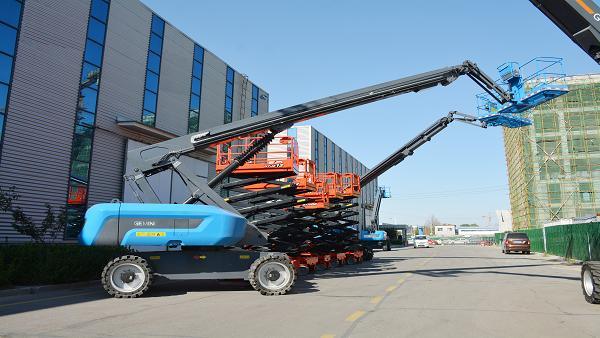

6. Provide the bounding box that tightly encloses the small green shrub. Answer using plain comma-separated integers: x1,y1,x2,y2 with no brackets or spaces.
0,244,129,287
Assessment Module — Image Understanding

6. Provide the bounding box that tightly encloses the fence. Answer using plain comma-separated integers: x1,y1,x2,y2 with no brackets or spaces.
495,222,600,261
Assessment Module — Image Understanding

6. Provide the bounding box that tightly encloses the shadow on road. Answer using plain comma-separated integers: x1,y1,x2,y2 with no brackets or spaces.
310,256,580,282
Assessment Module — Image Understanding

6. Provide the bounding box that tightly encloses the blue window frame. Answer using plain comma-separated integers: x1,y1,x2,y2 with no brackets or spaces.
324,139,328,171
314,132,319,170
65,0,110,239
224,66,234,124
0,0,23,165
332,144,335,172
251,84,259,117
141,14,164,127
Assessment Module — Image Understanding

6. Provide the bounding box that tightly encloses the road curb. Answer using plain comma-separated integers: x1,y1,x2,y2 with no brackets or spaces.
0,280,100,297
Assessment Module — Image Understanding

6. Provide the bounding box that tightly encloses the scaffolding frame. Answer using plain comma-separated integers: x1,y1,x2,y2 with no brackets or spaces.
504,74,600,229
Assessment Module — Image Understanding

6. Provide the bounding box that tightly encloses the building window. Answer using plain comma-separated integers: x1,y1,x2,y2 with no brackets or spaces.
251,84,259,117
65,0,110,239
0,0,23,161
331,144,336,172
141,14,164,127
324,139,328,171
187,44,203,133
314,132,319,169
224,66,234,123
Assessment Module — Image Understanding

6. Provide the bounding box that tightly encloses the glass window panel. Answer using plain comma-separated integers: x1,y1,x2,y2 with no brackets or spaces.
78,87,97,114
192,60,202,78
189,93,200,111
226,67,234,82
151,16,164,36
74,124,93,138
70,160,90,182
90,0,109,23
193,45,204,62
225,97,232,112
145,70,159,93
188,110,199,133
0,23,17,56
252,85,259,98
80,62,99,90
143,90,157,112
0,83,7,115
65,205,85,238
84,39,103,66
191,77,201,94
142,110,155,126
0,53,13,84
149,33,162,54
0,113,4,139
87,17,106,44
224,110,232,124
251,99,258,114
76,109,95,127
147,51,161,74
0,0,21,28
225,82,233,98
71,132,92,162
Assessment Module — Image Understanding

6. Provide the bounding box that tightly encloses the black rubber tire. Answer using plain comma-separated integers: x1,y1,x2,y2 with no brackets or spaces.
347,256,356,265
581,262,600,304
502,249,505,253
101,255,153,298
249,254,296,296
385,241,392,251
364,250,374,261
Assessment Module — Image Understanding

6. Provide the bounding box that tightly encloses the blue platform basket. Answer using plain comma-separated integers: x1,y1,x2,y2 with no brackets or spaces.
475,57,569,128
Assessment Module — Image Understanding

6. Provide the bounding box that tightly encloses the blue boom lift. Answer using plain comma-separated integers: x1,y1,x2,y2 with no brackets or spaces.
80,59,566,297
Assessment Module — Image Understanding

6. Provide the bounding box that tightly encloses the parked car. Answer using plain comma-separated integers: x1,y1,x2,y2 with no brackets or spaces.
407,237,415,246
502,232,531,254
414,235,430,248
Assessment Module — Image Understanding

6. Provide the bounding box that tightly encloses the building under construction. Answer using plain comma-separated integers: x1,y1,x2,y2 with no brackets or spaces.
504,74,600,229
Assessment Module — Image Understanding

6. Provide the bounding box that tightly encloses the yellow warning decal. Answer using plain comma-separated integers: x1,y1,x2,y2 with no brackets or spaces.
239,255,251,259
149,256,161,260
282,184,292,189
136,231,166,237
193,255,207,260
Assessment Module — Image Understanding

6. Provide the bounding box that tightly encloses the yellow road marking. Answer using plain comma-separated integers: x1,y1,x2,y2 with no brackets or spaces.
397,278,405,284
345,310,365,322
385,285,397,292
321,335,335,338
0,291,98,308
405,272,413,277
370,296,383,304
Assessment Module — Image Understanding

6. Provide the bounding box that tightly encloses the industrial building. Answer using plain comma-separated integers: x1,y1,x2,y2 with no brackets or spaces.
0,0,378,242
503,74,600,229
0,0,270,241
279,126,378,230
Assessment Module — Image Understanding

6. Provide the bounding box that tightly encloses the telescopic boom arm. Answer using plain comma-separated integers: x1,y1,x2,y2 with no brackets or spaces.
359,111,485,188
125,61,508,213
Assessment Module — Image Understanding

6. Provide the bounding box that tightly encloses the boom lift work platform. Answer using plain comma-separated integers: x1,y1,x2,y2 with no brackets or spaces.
80,59,565,298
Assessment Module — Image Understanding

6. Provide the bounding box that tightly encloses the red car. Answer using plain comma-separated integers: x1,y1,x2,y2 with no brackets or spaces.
502,232,531,254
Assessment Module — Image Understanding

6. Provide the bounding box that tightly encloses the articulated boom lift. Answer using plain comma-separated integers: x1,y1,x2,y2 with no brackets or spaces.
81,59,563,298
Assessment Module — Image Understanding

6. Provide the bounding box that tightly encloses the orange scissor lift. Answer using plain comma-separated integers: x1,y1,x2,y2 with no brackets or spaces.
214,133,366,273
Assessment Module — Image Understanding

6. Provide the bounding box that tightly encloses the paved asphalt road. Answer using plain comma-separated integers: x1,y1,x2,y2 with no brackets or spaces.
1,245,600,338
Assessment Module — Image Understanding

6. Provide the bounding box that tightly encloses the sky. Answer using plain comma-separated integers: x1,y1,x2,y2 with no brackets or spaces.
141,0,599,226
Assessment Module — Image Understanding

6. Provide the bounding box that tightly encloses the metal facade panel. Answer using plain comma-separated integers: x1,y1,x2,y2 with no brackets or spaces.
0,0,90,239
95,0,150,133
155,24,193,136
199,51,226,129
87,129,126,205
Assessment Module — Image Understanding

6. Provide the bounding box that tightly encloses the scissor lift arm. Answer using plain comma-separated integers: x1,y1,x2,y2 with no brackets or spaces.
530,0,600,63
125,61,508,215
